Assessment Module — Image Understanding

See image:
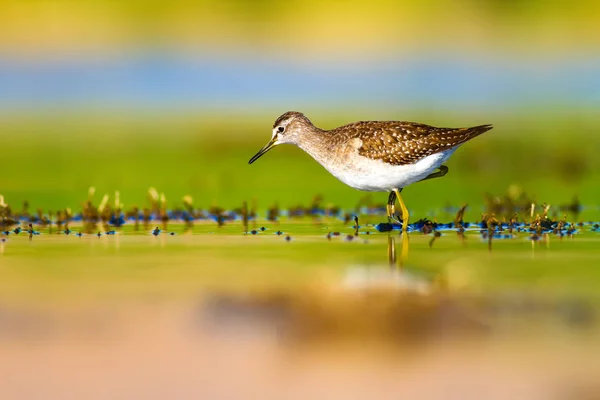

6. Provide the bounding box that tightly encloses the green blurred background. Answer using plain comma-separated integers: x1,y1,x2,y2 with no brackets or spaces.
1,0,599,219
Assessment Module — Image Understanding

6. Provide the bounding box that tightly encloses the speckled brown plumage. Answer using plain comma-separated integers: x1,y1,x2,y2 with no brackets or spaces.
329,121,493,166
272,112,492,166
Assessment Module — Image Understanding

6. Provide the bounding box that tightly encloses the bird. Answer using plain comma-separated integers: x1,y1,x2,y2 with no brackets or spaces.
248,111,492,231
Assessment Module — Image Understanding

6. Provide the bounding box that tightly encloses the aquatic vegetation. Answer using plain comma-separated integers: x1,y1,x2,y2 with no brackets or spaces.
109,214,126,227
0,189,597,250
429,231,442,248
267,203,279,222
25,223,41,240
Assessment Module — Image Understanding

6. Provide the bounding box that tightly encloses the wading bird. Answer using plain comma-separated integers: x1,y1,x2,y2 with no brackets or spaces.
249,112,492,231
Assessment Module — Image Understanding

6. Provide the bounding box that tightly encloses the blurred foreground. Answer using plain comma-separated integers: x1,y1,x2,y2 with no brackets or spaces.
1,294,599,400
2,223,600,399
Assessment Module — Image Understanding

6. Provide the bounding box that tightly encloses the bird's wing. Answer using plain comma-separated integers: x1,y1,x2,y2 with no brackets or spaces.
332,121,493,166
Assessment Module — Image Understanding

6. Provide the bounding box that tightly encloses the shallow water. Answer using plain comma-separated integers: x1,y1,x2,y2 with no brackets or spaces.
1,220,600,399
2,218,599,297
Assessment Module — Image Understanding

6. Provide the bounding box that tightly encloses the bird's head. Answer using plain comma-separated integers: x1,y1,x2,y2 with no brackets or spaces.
248,111,313,164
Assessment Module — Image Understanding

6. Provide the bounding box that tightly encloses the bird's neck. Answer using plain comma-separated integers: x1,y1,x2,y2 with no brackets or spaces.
295,128,332,165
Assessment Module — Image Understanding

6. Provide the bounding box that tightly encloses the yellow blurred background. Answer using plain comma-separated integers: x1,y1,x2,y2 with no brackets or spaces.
2,0,600,58
1,0,599,115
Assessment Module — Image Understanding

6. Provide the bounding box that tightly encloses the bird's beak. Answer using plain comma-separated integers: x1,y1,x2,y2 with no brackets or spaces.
248,137,278,164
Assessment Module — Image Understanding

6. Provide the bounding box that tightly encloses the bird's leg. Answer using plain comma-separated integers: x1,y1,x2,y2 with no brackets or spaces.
393,188,409,232
386,191,399,223
419,165,449,182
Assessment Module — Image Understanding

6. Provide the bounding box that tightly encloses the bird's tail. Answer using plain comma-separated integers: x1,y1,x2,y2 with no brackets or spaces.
438,124,493,148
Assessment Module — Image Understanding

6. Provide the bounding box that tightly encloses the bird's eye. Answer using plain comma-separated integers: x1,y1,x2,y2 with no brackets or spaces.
277,126,285,133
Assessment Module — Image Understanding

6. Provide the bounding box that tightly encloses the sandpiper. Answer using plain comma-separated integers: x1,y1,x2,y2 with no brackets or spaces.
249,111,492,231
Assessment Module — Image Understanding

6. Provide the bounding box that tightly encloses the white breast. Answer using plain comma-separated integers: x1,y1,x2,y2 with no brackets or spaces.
321,148,457,192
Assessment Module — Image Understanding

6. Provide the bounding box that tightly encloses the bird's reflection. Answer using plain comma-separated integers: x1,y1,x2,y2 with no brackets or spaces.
387,235,396,267
387,233,409,269
341,232,436,293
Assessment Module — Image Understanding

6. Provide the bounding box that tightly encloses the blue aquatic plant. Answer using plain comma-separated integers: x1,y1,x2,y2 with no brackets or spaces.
109,214,126,227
